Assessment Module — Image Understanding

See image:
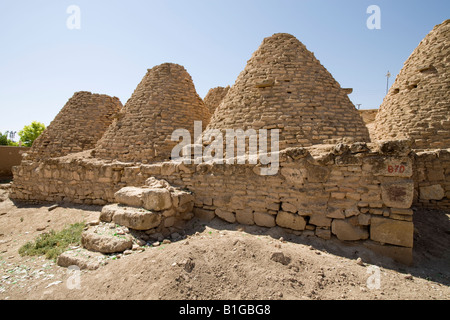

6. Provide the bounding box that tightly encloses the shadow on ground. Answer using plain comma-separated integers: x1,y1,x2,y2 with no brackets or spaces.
181,207,450,287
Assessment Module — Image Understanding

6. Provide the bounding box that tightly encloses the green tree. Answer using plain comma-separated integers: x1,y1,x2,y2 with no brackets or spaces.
18,121,46,147
0,132,8,146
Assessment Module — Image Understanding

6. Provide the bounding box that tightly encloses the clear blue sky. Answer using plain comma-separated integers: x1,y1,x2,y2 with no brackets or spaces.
0,0,448,139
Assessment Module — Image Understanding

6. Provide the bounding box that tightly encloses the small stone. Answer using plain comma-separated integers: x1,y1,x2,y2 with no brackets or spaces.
162,239,171,245
152,241,160,247
123,250,133,255
356,257,364,266
404,274,413,280
36,226,48,231
86,220,100,226
270,252,291,265
116,229,125,235
48,204,59,212
135,238,146,246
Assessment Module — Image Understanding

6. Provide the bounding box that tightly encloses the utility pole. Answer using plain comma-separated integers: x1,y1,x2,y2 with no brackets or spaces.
385,71,391,95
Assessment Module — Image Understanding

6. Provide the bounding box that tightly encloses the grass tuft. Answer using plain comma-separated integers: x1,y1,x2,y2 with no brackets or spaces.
19,222,86,260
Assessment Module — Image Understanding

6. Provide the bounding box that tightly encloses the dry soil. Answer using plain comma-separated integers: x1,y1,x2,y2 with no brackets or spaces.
0,187,449,300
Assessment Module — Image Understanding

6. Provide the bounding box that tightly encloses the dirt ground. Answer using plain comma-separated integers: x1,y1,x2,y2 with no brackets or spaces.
0,187,449,300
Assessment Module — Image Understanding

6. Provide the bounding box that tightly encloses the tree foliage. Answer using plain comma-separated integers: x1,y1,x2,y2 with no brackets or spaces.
0,132,8,146
18,121,46,147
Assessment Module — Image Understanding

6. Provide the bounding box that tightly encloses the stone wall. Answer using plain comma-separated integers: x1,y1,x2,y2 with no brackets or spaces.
413,149,450,209
26,92,122,161
11,140,417,264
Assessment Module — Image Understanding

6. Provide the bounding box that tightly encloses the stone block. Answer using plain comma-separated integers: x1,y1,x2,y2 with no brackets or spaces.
315,228,331,240
419,184,445,200
364,241,413,265
114,187,144,207
381,180,414,209
358,213,371,226
111,205,162,231
57,248,106,270
281,202,297,213
276,211,306,231
427,168,445,181
81,226,133,254
254,211,276,227
100,204,116,222
142,188,172,211
365,157,413,178
304,163,330,183
370,216,413,248
193,207,215,221
215,208,236,223
171,190,194,208
280,167,304,186
236,208,254,225
331,218,369,241
390,208,413,216
309,213,332,227
326,207,346,219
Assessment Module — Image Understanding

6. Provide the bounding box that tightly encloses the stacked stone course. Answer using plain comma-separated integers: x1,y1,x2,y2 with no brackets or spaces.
413,148,450,209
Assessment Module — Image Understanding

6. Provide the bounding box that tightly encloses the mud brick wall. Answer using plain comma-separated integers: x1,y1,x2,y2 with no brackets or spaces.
26,92,122,161
9,141,417,264
413,149,450,209
373,20,450,149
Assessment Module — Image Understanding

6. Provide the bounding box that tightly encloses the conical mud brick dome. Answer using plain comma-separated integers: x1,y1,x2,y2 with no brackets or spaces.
373,20,450,149
206,33,370,150
95,63,211,163
204,86,230,114
27,91,122,160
